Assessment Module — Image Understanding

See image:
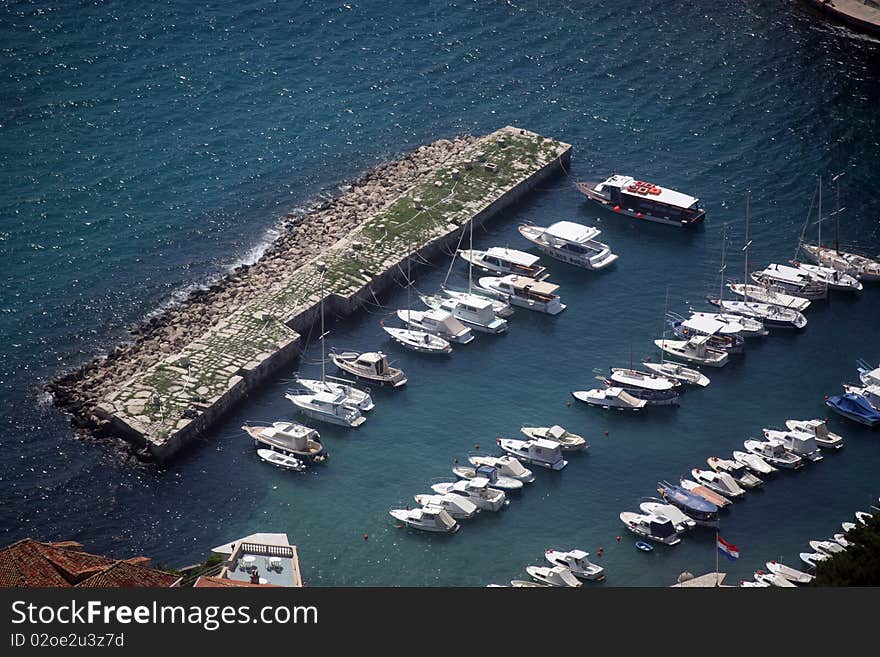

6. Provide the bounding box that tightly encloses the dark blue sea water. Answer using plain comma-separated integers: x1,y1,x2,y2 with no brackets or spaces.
2,0,879,585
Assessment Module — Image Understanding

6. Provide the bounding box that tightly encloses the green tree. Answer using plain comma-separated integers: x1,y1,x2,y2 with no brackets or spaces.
812,511,880,586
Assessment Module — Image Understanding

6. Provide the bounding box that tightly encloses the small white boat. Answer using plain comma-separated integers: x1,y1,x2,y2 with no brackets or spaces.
789,260,862,292
496,437,568,470
766,560,814,584
520,425,588,451
420,294,508,334
382,326,452,354
856,510,874,525
784,419,844,450
458,247,547,279
740,579,771,588
295,376,374,411
477,275,566,315
608,367,681,392
431,478,508,512
638,501,696,532
285,389,366,428
743,438,804,470
727,282,811,312
331,351,407,387
687,310,768,338
842,521,857,533
754,571,797,588
571,387,647,411
691,469,747,499
256,448,306,472
518,221,618,270
706,457,763,489
732,450,778,475
452,464,523,491
641,361,710,387
619,511,681,545
441,287,513,318
525,565,582,587
833,534,850,548
800,551,829,569
544,549,605,581
751,263,828,300
809,540,844,555
762,428,823,462
679,479,732,508
390,507,459,533
709,298,807,330
414,493,479,520
468,454,534,483
857,360,880,387
510,579,550,588
396,309,474,344
242,421,327,463
653,336,729,368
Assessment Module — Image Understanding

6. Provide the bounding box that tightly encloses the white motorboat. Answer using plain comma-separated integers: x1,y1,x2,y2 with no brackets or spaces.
389,507,459,533
766,560,814,584
525,565,582,588
679,479,732,508
754,571,797,588
751,263,828,300
690,469,747,499
784,419,844,450
732,449,778,475
468,454,534,483
520,425,588,451
451,464,523,491
383,326,452,354
420,294,508,334
608,367,682,392
510,580,550,588
739,579,771,588
431,478,508,512
256,448,306,472
295,376,374,411
667,312,746,354
743,438,804,470
800,551,829,569
654,336,729,368
789,261,862,292
855,510,874,525
396,308,474,344
638,501,696,532
762,428,823,462
833,534,851,548
727,282,811,312
497,437,568,470
708,298,807,329
440,287,514,318
619,511,681,545
706,456,763,489
242,421,327,463
285,389,366,428
544,549,605,581
477,275,566,315
841,521,857,533
518,220,618,270
331,351,407,387
413,493,479,520
458,247,547,279
575,175,705,227
641,361,710,387
571,387,647,411
687,310,768,338
858,360,880,387
809,540,844,555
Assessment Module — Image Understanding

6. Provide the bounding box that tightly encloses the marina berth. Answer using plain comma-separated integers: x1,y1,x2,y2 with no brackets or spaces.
389,507,459,534
575,175,706,227
656,481,719,526
451,463,524,491
619,512,681,545
679,479,732,508
641,360,710,387
708,297,807,329
762,428,823,462
396,308,474,344
690,469,747,499
242,421,327,463
440,287,514,317
525,565,582,587
517,220,618,270
571,387,647,411
294,376,374,411
706,456,763,489
732,450,777,475
331,350,407,387
765,561,814,584
743,438,804,470
285,389,367,428
789,260,863,292
467,454,535,482
751,263,828,300
431,477,509,512
638,500,697,532
800,242,880,281
383,325,452,354
256,448,306,472
653,335,729,368
458,247,547,280
496,437,568,470
519,425,588,451
825,391,880,426
544,549,605,581
476,274,566,315
420,294,508,334
784,418,844,450
726,282,812,312
413,493,480,520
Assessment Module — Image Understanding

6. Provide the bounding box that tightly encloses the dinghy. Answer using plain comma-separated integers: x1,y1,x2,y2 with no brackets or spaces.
496,437,568,470
856,510,874,525
544,549,605,581
762,428,823,462
525,565,582,587
413,493,479,520
732,450,778,475
451,464,523,491
635,541,654,553
784,419,844,450
519,425,588,451
389,507,459,533
467,454,535,483
256,449,306,472
743,438,804,470
382,326,452,354
571,387,647,411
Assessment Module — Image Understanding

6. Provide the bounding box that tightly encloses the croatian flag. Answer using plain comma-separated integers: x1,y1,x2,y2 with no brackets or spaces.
717,535,739,561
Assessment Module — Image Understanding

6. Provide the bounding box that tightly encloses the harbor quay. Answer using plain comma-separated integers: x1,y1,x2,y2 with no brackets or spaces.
47,126,572,462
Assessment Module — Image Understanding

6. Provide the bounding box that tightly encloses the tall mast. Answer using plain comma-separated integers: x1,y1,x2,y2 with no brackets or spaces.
660,286,669,364
817,175,822,249
742,191,751,304
468,220,474,295
719,223,728,303
317,261,327,384
833,171,844,254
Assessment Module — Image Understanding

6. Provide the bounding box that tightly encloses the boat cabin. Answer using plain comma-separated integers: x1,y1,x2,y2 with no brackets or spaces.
247,422,320,454
498,276,560,302
649,516,678,540
420,507,457,530
472,247,547,279
474,465,499,483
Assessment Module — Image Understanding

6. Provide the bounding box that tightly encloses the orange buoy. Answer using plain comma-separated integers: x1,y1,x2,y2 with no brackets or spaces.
636,212,643,218
613,205,620,212
363,534,369,540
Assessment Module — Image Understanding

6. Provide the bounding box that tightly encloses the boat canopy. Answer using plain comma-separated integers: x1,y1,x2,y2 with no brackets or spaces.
547,425,567,440
649,517,677,539
485,247,541,266
357,352,388,374
544,220,601,243
475,465,498,480
682,315,730,336
568,549,589,560
506,276,559,296
468,477,491,490
532,438,563,453
617,389,643,406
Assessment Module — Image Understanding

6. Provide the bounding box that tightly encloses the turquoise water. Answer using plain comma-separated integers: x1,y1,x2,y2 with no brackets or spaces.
1,1,879,585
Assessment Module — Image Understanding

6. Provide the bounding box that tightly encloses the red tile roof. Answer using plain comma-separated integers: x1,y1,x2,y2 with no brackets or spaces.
194,576,280,588
77,561,179,588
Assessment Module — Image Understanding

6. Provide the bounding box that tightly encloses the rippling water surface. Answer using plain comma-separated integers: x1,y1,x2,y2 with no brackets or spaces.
1,0,879,585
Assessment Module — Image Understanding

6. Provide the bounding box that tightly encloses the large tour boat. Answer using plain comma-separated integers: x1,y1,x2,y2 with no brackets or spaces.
576,175,705,227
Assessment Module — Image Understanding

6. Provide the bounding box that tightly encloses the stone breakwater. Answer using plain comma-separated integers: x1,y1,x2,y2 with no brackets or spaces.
46,126,572,462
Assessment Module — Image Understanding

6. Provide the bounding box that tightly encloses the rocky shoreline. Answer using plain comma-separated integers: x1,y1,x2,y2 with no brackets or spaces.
45,134,478,454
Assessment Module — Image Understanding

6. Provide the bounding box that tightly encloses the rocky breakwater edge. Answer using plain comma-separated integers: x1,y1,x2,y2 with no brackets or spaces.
44,134,479,462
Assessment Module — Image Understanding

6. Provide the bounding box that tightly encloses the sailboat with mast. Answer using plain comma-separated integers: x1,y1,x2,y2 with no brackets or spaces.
709,192,807,329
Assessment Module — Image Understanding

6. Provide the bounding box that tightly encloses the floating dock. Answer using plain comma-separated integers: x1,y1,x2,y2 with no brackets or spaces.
64,126,571,462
